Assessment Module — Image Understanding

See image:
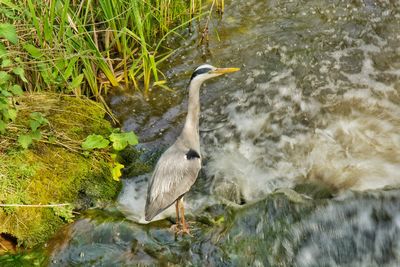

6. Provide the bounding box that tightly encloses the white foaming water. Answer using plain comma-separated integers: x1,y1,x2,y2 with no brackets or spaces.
304,115,400,191
118,174,178,223
204,38,400,201
206,70,305,199
120,42,400,221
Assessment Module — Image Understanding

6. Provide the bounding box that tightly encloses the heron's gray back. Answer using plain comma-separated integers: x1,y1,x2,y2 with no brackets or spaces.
145,141,201,221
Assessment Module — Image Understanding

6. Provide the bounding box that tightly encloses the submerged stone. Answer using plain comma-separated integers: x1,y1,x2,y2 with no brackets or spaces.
12,188,399,266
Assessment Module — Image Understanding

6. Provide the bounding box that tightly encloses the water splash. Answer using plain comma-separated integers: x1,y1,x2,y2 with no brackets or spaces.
200,1,400,201
117,0,400,215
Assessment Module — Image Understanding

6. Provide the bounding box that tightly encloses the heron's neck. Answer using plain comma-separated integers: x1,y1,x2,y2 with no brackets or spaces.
181,79,202,148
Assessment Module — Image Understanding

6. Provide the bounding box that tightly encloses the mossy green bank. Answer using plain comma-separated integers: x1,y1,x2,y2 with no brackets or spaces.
0,93,121,248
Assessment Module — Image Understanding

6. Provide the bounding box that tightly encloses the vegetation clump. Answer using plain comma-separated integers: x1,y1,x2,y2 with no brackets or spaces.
0,0,206,99
0,93,121,248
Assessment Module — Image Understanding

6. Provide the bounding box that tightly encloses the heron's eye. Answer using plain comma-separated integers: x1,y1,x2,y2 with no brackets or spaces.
190,67,212,80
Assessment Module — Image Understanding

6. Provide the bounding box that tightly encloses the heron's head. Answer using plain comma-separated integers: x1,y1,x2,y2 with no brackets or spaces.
190,64,240,83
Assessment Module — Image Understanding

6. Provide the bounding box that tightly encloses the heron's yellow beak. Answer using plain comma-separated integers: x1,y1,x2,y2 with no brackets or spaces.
211,67,240,75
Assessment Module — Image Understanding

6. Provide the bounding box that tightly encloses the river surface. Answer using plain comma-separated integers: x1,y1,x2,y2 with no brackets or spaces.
115,0,400,218
49,0,400,265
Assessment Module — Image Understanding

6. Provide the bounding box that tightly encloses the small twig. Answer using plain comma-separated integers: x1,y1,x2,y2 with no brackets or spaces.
0,203,70,207
0,130,82,154
200,0,216,44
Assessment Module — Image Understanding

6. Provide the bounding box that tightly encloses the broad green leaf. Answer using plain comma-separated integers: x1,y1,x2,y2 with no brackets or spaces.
29,120,41,131
30,130,42,140
3,108,17,121
1,58,12,68
13,67,28,82
69,74,84,90
0,120,6,134
30,112,49,125
10,84,23,96
109,134,127,151
112,162,124,181
124,132,138,145
0,23,18,44
18,134,33,149
29,112,49,131
82,134,110,150
0,71,11,85
23,44,43,58
109,132,138,151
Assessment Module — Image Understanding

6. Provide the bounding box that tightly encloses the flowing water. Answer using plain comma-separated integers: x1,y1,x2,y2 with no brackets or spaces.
117,0,400,217
46,0,400,265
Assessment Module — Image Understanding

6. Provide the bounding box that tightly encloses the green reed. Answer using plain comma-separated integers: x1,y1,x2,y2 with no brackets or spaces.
0,0,207,99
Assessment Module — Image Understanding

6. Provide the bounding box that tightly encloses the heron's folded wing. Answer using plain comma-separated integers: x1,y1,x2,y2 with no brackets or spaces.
145,148,201,220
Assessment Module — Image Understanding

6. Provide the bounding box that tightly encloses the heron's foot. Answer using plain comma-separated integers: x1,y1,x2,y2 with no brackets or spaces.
177,225,193,237
169,223,193,237
170,224,181,233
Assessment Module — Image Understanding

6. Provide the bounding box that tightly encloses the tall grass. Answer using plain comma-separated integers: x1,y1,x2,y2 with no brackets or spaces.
0,0,209,100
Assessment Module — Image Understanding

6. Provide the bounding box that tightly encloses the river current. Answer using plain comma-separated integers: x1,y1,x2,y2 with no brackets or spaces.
116,0,400,221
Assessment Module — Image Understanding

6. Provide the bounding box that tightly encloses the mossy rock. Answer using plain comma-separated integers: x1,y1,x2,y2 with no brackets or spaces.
0,93,121,248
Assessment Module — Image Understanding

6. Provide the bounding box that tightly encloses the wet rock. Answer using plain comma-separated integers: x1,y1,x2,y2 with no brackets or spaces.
18,188,399,266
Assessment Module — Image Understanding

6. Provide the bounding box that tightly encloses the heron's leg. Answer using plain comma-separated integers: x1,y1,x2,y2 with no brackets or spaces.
175,200,181,227
170,198,182,234
178,198,190,235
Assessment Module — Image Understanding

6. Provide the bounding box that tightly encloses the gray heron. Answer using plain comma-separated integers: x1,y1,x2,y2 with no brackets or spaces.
145,64,240,234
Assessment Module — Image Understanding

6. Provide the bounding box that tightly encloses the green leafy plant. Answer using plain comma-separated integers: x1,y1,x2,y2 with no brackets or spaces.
82,130,138,181
0,24,51,151
109,132,138,151
0,23,18,44
1,0,207,101
81,134,110,150
0,23,24,134
82,131,138,151
17,112,49,149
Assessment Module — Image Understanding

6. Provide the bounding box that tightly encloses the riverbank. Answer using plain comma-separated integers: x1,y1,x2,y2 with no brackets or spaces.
0,93,121,251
